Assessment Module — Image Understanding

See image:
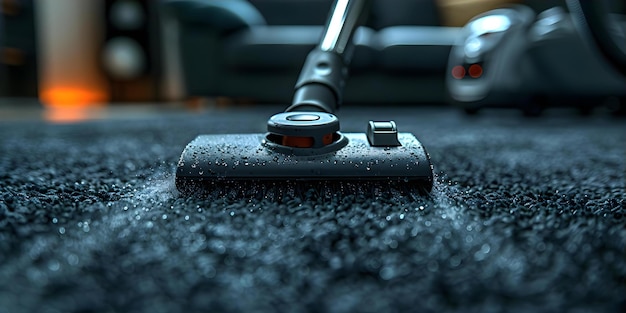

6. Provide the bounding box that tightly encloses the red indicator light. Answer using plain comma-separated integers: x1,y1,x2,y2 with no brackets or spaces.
469,64,483,78
451,65,466,79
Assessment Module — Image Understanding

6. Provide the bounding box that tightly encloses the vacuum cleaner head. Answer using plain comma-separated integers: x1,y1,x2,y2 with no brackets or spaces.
175,113,433,197
175,0,434,197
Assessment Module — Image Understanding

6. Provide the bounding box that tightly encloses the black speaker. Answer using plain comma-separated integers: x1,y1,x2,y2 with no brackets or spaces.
101,0,162,102
0,0,39,98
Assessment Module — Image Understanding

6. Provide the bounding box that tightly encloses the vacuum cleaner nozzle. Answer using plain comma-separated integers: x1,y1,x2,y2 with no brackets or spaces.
176,111,434,197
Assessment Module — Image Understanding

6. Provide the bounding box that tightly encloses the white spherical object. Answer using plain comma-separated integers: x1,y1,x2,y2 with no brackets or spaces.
102,37,146,80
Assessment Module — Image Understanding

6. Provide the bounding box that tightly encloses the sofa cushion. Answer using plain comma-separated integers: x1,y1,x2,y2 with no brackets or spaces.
166,0,266,31
223,26,377,71
369,0,442,29
375,26,461,73
246,0,443,29
247,0,333,26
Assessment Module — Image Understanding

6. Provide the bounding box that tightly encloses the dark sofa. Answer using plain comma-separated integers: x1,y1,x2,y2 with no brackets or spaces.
165,0,461,105
164,0,564,105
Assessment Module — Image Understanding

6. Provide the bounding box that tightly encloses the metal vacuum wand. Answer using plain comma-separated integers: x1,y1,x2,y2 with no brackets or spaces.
286,0,370,113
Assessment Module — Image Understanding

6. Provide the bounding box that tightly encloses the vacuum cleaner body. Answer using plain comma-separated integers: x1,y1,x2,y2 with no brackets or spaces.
448,4,626,114
447,5,536,112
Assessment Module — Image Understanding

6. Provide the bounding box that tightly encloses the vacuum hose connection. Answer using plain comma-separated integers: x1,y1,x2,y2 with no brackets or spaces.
286,50,346,114
286,0,368,114
268,0,369,154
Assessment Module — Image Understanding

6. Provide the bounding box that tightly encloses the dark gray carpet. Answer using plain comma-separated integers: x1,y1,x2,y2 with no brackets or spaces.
0,106,624,313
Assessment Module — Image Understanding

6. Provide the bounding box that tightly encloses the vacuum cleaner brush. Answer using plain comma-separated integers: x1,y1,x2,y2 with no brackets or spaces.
175,0,434,197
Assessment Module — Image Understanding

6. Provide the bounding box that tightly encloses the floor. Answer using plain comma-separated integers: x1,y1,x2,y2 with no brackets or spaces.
0,103,624,312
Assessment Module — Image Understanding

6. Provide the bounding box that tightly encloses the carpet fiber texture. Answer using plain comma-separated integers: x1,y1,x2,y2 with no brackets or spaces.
0,106,624,313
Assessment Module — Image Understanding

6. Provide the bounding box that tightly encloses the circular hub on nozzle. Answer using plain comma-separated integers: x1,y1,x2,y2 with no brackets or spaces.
265,112,348,155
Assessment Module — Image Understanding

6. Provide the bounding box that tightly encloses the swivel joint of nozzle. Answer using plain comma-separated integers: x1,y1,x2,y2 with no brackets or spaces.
264,112,348,155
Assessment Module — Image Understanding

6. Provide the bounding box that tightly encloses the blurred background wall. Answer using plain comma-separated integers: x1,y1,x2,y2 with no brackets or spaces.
1,0,177,106
0,0,39,99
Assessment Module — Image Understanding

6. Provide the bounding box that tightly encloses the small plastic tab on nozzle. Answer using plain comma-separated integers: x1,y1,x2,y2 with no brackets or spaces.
367,121,401,147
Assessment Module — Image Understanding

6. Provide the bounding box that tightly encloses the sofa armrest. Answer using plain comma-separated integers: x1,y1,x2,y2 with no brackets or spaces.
164,0,266,32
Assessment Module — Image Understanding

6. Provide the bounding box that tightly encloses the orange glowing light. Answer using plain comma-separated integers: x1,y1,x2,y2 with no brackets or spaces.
469,64,483,78
451,65,466,79
40,87,108,108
